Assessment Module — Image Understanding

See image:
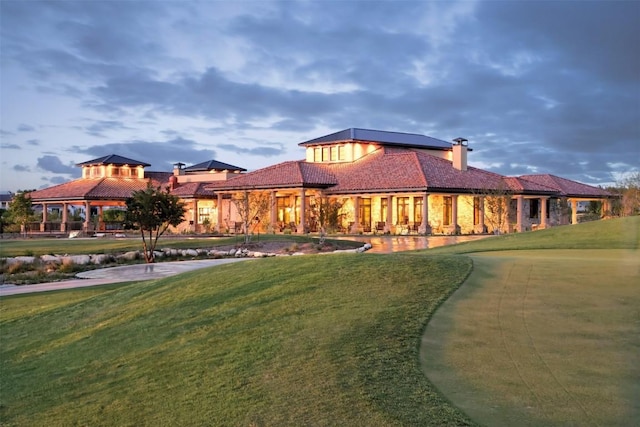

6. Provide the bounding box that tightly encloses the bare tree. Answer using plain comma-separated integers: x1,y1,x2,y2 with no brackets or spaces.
472,182,513,234
616,172,640,216
308,194,345,244
231,189,272,244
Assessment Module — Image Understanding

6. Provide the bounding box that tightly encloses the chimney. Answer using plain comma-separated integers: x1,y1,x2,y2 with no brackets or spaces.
452,137,468,171
173,162,185,176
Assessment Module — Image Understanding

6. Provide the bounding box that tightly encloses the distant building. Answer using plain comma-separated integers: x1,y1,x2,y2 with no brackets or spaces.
0,191,13,210
27,128,614,235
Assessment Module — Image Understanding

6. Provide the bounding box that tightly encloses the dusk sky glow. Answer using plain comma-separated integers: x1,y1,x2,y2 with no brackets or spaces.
1,0,639,192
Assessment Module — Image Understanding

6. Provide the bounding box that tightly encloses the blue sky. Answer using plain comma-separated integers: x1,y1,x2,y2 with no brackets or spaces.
1,0,639,192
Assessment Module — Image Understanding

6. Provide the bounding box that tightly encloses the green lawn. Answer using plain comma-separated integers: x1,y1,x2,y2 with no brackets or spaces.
1,216,637,426
0,234,356,258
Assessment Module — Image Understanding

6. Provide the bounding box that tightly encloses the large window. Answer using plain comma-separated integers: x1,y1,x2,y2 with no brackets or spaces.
473,197,482,225
443,196,452,226
277,197,292,224
397,197,410,224
414,197,423,224
198,207,212,224
381,197,388,222
359,198,371,230
529,199,539,219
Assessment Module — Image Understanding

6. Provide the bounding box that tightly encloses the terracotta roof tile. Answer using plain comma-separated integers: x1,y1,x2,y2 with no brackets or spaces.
520,174,613,197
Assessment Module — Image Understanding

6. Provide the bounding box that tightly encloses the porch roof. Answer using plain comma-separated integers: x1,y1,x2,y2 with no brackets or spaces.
75,154,150,167
519,174,613,198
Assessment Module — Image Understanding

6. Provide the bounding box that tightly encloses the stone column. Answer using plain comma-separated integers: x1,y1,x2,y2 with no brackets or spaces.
571,199,578,225
451,194,460,234
601,199,609,218
516,195,524,232
352,196,360,233
98,205,104,231
475,196,486,234
40,203,47,231
420,193,431,234
297,189,306,233
216,194,223,233
270,191,277,232
61,202,68,232
540,197,548,229
84,201,91,233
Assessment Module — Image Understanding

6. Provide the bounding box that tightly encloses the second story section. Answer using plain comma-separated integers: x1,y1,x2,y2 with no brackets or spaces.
78,155,149,179
299,128,459,164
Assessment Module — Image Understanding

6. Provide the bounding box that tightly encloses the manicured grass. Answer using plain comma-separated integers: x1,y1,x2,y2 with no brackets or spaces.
420,216,640,426
1,217,636,425
0,254,475,426
422,216,639,255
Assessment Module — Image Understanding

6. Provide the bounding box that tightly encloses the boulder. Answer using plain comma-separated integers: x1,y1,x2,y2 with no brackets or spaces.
91,254,113,265
40,254,61,263
63,255,91,265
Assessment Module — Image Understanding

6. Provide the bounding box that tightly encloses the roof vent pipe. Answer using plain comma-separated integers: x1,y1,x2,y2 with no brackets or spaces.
452,137,468,171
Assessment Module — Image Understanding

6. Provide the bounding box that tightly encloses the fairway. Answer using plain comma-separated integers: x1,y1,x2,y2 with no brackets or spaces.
421,249,640,427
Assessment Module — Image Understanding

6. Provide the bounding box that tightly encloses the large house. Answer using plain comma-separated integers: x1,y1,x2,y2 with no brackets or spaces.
26,128,613,236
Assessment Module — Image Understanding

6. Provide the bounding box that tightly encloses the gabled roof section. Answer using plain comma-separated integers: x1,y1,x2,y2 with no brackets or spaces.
184,160,246,173
206,161,337,190
519,174,613,198
169,182,217,198
76,154,150,168
299,128,453,150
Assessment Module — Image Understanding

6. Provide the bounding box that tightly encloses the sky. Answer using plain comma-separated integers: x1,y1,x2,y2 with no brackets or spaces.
1,0,639,193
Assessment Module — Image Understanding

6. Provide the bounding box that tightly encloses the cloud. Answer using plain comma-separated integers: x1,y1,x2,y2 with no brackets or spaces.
85,120,133,137
1,143,21,150
13,164,30,172
17,124,35,132
217,143,286,157
71,137,217,171
36,155,77,175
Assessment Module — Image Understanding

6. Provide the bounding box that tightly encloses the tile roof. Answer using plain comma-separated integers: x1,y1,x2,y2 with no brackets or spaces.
503,176,558,194
206,161,338,190
76,154,150,167
519,174,613,197
184,160,246,173
299,128,452,150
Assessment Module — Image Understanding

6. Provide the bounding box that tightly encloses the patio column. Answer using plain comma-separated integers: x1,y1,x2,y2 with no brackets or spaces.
61,203,68,232
40,202,48,232
602,199,609,218
352,196,360,233
419,193,431,234
297,189,306,233
571,199,578,225
385,195,393,233
216,193,223,232
98,205,104,231
270,191,277,232
476,196,486,233
451,194,459,234
516,195,524,232
84,201,91,232
540,197,548,229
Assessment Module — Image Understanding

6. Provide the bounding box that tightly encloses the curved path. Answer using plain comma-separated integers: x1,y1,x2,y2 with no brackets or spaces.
0,258,249,297
420,249,640,427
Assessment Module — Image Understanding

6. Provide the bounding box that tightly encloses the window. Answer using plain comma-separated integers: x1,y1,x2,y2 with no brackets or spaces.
198,207,211,224
397,197,409,224
359,198,371,230
322,147,330,162
277,197,292,223
338,145,346,161
330,146,338,161
314,147,321,162
414,197,423,224
443,196,452,226
473,197,482,225
381,197,388,222
529,199,539,219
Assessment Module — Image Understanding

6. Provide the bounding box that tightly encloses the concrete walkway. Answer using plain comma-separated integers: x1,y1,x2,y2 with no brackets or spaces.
0,258,250,297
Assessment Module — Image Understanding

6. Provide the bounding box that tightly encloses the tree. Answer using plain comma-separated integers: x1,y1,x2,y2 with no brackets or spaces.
123,185,186,263
474,183,512,234
231,189,272,244
618,172,640,216
6,190,36,237
309,195,344,243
